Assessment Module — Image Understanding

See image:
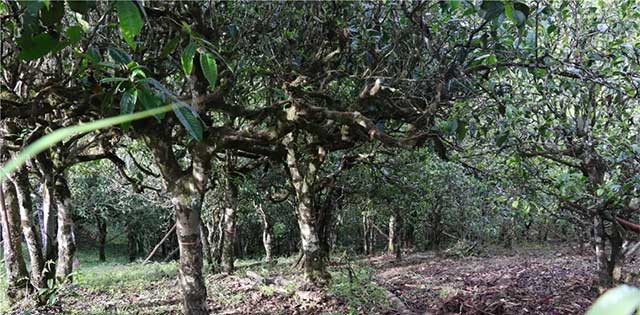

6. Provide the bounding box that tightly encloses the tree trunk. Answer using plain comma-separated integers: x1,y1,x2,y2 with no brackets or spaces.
284,133,331,285
222,153,238,274
0,182,30,301
172,185,208,315
257,203,273,262
593,214,611,293
214,208,225,270
97,218,107,262
363,213,369,255
11,168,45,288
40,175,58,266
394,209,402,261
318,188,337,261
200,222,211,267
388,213,396,255
141,121,211,315
127,228,137,262
54,176,76,281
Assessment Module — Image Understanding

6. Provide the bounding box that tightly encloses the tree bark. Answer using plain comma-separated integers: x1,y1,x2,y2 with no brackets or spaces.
388,213,396,255
257,203,273,262
97,218,107,262
53,176,76,281
363,212,370,255
127,228,137,262
142,132,210,315
393,208,402,261
593,214,610,293
200,222,211,266
222,153,238,274
11,168,45,288
172,182,208,315
0,182,30,301
40,170,58,266
284,133,330,285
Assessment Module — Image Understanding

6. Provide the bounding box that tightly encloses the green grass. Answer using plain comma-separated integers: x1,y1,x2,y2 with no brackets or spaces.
329,265,391,315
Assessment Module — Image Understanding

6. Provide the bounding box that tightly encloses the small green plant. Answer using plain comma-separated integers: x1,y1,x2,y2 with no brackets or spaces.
37,268,77,306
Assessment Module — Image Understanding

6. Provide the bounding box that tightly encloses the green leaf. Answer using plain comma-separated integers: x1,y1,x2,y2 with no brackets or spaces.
199,52,218,89
506,2,528,26
137,87,165,122
120,88,138,131
17,33,59,60
39,0,64,27
87,47,101,63
480,0,504,20
66,26,84,45
181,41,197,76
172,103,203,141
67,0,95,15
160,36,181,57
114,0,144,49
456,120,468,141
108,47,132,65
587,285,640,315
449,0,461,10
495,132,508,147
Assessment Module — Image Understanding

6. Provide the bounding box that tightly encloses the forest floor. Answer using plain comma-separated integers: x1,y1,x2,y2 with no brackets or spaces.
369,244,607,315
4,243,631,315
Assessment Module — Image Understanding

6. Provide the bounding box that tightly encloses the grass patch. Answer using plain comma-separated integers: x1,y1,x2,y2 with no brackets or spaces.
329,265,390,314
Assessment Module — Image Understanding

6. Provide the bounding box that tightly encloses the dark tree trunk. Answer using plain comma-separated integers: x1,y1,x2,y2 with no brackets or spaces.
53,176,76,280
127,228,137,262
318,187,338,261
11,167,45,288
97,218,107,262
0,182,30,301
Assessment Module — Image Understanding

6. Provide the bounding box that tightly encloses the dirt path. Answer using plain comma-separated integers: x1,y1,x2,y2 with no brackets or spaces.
369,246,605,315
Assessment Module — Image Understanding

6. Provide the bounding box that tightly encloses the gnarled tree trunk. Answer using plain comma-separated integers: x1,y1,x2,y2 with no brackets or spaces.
36,154,58,274
54,176,76,280
284,133,331,285
11,167,45,288
143,132,211,315
1,182,30,301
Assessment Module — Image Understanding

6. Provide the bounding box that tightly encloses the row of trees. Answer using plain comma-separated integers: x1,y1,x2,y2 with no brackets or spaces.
1,1,639,314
